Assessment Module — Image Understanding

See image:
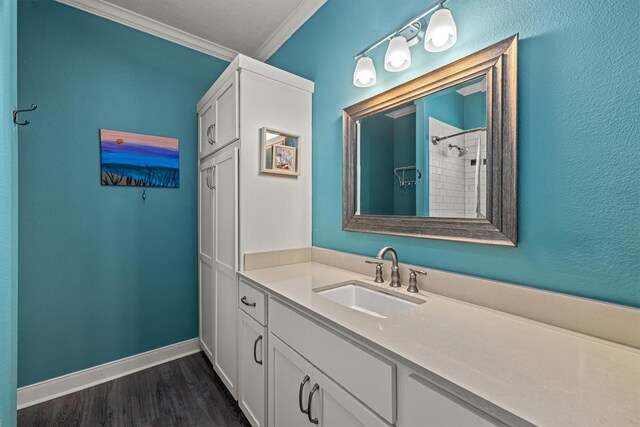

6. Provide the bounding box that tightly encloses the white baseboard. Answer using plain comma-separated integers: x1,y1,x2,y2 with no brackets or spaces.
17,338,201,409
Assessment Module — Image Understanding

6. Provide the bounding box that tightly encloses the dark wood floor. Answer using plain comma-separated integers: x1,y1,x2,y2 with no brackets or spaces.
18,352,251,427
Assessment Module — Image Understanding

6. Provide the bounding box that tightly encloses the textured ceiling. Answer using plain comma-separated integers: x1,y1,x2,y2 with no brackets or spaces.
103,0,308,57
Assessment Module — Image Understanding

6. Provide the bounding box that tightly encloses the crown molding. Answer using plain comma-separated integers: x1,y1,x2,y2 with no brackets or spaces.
253,0,326,61
55,0,238,62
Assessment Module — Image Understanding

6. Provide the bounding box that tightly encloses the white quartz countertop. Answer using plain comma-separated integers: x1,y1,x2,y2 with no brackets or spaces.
238,262,640,427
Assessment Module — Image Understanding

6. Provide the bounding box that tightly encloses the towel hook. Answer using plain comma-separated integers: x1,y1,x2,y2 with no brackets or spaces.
13,104,37,126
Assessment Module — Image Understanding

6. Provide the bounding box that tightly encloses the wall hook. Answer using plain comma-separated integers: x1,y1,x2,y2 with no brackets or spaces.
142,189,146,203
13,104,37,126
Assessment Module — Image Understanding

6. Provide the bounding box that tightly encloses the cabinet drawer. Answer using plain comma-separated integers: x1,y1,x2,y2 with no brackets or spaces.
270,298,396,424
402,373,503,427
239,279,267,325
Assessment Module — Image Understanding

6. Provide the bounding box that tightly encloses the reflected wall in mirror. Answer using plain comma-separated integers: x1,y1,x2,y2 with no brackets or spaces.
343,35,518,246
359,77,487,218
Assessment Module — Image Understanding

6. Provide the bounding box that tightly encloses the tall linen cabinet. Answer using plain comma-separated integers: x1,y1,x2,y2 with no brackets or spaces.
197,55,313,401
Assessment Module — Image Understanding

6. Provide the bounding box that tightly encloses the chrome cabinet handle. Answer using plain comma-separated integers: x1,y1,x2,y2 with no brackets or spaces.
207,167,214,190
241,296,256,307
206,124,215,145
207,166,215,190
253,335,263,365
307,383,319,424
298,375,310,415
205,167,212,189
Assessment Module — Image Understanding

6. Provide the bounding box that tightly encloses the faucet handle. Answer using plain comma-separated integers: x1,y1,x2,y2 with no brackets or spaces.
365,260,384,283
407,268,427,293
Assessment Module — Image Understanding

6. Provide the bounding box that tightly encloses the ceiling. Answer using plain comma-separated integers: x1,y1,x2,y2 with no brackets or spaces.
56,0,326,61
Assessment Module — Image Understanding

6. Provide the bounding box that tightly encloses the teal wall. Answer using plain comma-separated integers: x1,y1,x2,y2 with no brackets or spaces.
424,91,465,129
359,114,394,215
18,0,228,386
360,112,416,216
1,0,18,422
392,114,416,215
464,92,487,130
268,0,640,307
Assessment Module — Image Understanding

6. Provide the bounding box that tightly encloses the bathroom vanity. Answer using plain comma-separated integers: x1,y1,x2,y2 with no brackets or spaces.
235,258,639,427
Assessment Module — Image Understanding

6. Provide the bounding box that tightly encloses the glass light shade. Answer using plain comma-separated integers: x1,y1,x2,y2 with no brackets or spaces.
424,8,457,52
353,56,377,87
384,36,411,72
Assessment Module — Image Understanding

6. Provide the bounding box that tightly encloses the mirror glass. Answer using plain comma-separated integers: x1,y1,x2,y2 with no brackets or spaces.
261,128,300,176
358,77,487,218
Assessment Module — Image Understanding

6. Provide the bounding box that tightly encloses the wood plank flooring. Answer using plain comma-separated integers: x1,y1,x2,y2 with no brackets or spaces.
18,352,251,427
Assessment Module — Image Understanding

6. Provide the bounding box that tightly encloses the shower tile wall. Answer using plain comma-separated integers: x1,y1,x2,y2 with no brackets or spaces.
429,118,486,218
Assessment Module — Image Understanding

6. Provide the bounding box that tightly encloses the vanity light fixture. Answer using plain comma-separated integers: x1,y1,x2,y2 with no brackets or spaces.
352,0,457,87
353,56,377,87
384,36,412,72
424,7,457,52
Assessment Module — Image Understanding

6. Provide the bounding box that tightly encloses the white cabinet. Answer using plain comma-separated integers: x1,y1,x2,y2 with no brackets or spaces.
198,143,239,396
197,54,313,422
198,156,215,359
238,311,267,427
198,71,238,158
269,334,388,427
268,334,314,427
269,298,395,423
212,144,239,397
214,71,239,149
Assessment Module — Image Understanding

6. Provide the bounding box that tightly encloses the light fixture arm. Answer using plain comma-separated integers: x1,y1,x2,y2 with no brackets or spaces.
353,0,450,60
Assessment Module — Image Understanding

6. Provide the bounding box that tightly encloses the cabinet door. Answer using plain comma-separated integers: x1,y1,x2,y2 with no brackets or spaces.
269,334,314,427
213,145,239,397
199,100,216,158
238,311,267,427
401,373,501,427
310,367,389,427
199,158,215,360
214,71,239,149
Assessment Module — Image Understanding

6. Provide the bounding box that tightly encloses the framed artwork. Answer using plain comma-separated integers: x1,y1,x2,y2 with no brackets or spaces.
100,129,179,188
260,127,300,176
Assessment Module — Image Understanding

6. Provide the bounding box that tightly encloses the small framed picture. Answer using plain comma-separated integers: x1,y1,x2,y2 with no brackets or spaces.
261,127,300,176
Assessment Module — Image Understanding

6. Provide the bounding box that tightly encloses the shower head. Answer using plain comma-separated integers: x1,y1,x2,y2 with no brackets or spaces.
448,144,469,157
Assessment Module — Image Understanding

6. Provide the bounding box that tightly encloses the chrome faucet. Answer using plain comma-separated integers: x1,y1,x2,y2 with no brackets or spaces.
376,246,401,288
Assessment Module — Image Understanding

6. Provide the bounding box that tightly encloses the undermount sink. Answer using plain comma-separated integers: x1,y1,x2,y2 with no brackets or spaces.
314,281,424,318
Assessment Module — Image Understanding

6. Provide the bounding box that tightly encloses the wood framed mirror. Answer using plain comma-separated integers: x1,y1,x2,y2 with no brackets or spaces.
343,35,518,246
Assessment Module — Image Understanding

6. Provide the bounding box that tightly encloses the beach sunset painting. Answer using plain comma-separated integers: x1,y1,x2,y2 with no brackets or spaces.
100,129,179,188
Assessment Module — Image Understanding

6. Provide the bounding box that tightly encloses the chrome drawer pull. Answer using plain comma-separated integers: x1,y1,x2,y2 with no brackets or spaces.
307,383,319,424
241,296,256,307
253,335,263,365
298,375,310,415
206,124,216,145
